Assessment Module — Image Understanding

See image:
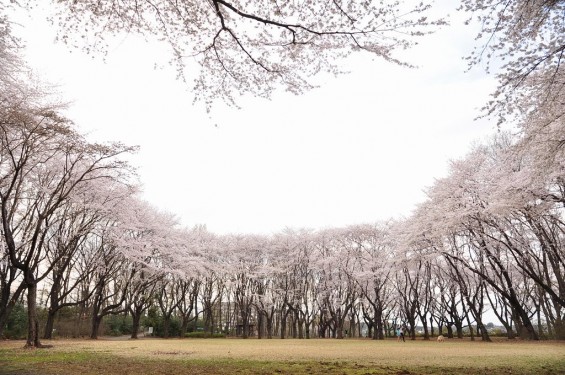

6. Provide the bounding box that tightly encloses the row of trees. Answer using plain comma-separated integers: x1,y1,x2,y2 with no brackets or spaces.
1,1,564,347
1,133,564,345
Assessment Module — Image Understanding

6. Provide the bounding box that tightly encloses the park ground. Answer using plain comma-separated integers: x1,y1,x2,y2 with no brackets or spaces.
0,337,564,374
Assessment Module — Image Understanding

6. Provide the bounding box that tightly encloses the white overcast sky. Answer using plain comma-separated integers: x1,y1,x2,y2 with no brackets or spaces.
12,1,498,235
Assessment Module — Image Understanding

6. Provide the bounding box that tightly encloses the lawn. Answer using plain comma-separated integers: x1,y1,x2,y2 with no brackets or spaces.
0,337,563,374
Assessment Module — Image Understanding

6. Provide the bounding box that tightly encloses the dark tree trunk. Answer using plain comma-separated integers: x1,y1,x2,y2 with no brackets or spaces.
297,311,304,339
43,276,61,340
420,315,430,340
131,312,142,339
455,321,464,338
446,324,454,338
43,309,57,340
373,308,384,340
468,303,490,342
266,311,274,339
90,315,103,339
162,314,171,338
180,315,194,338
280,308,290,339
290,312,297,338
257,311,264,339
90,280,104,339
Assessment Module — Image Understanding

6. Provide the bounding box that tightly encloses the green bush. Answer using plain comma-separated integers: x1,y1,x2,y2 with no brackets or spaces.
105,315,133,336
142,307,161,330
141,307,186,337
185,331,226,339
3,303,27,339
162,317,182,337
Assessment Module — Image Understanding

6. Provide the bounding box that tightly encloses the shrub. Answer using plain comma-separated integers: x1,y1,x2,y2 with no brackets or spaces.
3,303,27,339
105,315,133,336
141,307,186,337
185,331,226,339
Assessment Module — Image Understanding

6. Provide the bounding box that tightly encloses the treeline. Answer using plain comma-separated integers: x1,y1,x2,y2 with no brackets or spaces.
1,160,564,344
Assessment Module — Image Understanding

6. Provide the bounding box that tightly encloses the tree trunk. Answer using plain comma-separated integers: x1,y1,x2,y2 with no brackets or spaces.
292,310,301,339
131,312,141,339
420,316,430,340
373,308,384,340
180,317,189,337
25,283,49,348
266,311,273,339
446,324,454,338
407,316,417,340
455,321,464,338
257,311,264,339
297,314,304,339
241,308,249,338
162,315,171,338
43,309,57,340
90,315,103,339
280,308,290,339
475,316,491,342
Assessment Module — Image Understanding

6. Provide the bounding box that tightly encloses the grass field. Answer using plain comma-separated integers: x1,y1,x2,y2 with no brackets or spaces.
0,337,564,374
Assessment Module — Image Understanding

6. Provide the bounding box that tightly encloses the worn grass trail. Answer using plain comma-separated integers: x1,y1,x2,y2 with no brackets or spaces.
1,337,564,374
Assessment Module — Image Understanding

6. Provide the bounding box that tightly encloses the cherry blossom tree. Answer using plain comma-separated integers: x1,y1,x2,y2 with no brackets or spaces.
39,178,135,339
126,269,161,339
433,261,468,339
0,2,31,103
406,133,565,340
155,275,182,338
287,230,320,339
0,9,34,335
42,199,100,339
175,276,201,337
346,223,395,340
220,234,270,338
29,0,444,108
461,0,565,125
103,198,189,339
0,101,135,347
268,228,319,339
314,228,359,339
268,231,301,339
88,248,131,339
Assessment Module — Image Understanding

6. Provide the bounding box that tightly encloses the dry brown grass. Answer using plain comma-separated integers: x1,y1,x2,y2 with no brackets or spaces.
1,336,564,374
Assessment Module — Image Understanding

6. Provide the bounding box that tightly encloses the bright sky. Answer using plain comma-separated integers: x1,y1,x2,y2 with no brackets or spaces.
12,1,497,235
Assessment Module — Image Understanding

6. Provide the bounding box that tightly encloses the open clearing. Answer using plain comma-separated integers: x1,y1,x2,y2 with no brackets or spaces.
1,337,564,374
